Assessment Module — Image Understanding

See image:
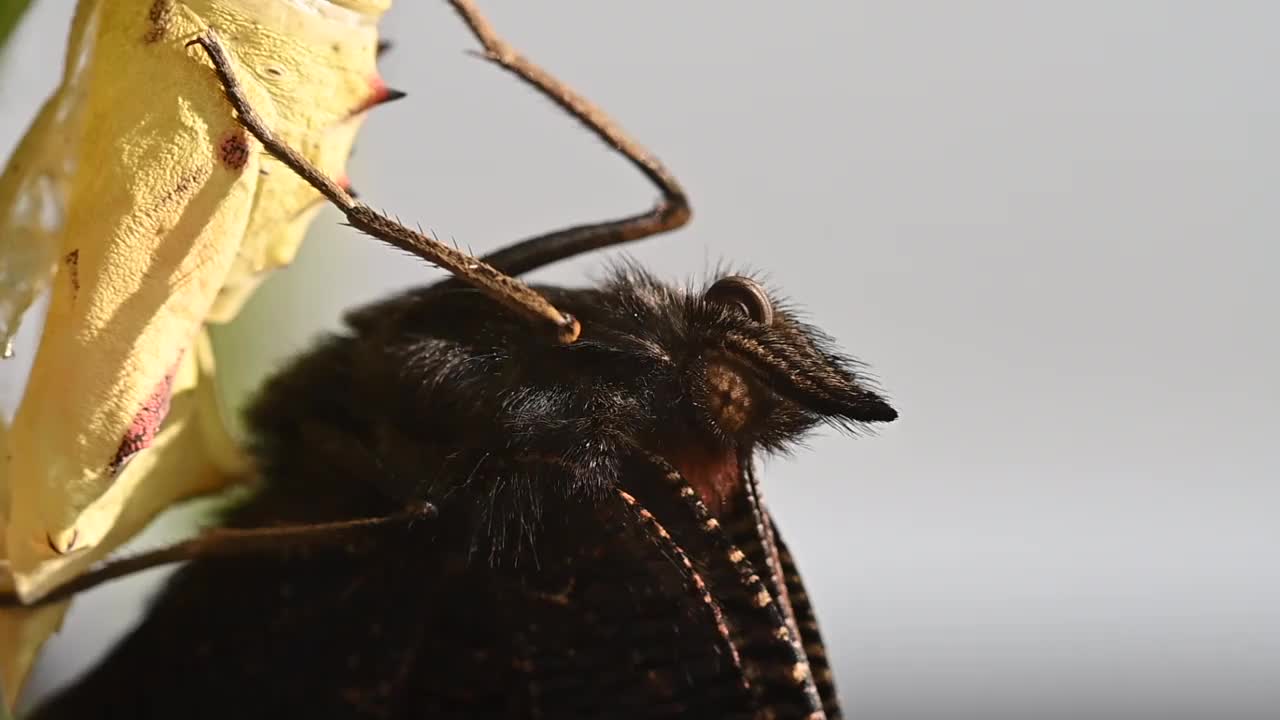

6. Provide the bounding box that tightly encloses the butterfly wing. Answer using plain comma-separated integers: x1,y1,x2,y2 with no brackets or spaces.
28,515,519,718
772,520,844,719
30,491,760,719
491,494,756,719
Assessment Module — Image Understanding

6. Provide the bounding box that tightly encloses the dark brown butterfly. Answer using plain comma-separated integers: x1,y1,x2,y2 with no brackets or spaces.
23,2,897,718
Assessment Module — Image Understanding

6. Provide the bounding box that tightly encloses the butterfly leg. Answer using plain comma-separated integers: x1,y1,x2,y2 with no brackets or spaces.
186,32,580,343
440,0,691,279
0,502,436,608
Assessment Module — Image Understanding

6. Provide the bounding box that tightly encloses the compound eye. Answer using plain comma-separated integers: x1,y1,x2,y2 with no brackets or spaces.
704,276,774,326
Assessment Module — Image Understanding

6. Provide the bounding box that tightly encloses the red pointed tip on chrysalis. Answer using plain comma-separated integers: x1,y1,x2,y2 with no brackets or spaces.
337,174,359,199
349,76,408,117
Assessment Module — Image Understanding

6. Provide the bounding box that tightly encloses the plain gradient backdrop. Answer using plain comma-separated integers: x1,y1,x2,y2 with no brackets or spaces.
1,2,1277,719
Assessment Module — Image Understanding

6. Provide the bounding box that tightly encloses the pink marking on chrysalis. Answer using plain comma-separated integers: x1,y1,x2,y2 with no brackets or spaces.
109,353,183,473
143,0,174,44
219,129,250,170
63,249,80,297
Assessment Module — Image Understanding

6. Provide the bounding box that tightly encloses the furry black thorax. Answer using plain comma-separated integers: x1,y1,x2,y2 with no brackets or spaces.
244,264,896,559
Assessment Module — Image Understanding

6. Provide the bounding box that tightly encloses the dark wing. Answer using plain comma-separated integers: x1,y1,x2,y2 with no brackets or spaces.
772,518,844,720
31,491,760,719
28,515,519,719
497,492,756,719
625,458,829,720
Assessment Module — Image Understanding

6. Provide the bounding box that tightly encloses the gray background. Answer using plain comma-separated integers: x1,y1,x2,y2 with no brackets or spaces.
2,2,1277,718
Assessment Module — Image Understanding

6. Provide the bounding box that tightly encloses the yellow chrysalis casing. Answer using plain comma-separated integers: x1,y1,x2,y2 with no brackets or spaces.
0,0,394,702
